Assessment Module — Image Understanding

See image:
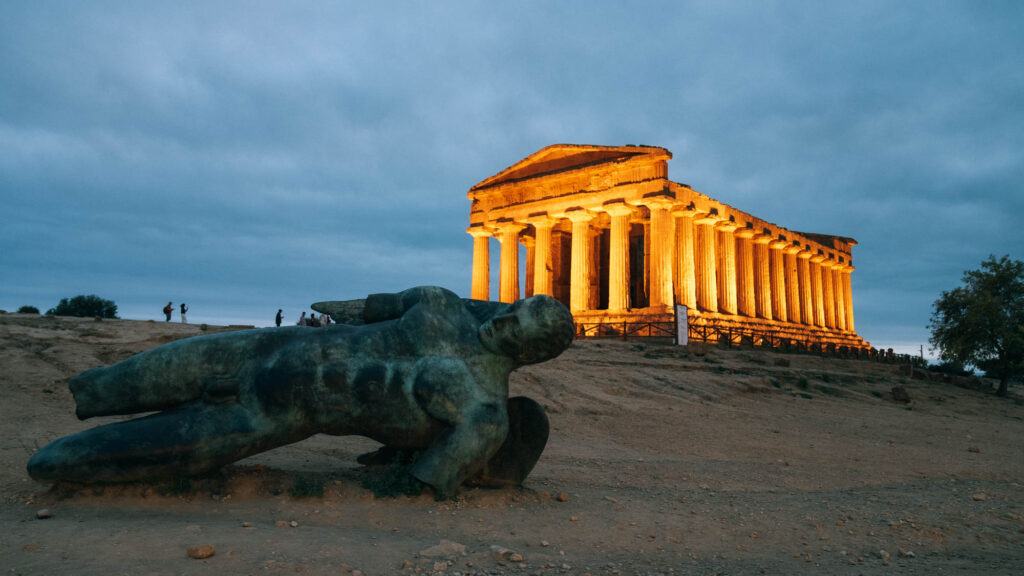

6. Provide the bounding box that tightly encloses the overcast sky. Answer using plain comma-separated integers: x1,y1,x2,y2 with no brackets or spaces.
2,2,1022,356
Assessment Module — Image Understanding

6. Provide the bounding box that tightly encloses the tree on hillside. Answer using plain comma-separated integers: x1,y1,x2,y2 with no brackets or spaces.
46,295,119,319
928,255,1024,396
17,305,40,314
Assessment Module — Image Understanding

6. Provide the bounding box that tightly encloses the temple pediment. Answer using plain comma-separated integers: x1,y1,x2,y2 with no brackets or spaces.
470,144,671,192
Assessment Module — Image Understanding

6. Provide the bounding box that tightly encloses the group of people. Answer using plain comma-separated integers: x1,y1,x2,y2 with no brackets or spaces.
162,302,188,323
296,311,330,327
272,309,330,327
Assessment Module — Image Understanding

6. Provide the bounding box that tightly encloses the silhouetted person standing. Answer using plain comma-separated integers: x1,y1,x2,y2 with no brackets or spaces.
163,302,173,322
275,309,283,327
180,303,188,324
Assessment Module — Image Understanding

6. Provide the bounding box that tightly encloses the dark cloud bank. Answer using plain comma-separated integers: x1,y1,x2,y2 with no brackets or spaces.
2,2,1022,355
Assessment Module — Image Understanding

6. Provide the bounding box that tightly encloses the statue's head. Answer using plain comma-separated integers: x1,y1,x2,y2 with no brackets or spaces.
479,295,575,364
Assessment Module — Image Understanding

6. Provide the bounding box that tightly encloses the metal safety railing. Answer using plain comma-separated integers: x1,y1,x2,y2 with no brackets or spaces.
574,318,919,364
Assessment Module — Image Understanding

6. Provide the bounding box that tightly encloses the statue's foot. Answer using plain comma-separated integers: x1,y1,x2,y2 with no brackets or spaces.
470,396,549,488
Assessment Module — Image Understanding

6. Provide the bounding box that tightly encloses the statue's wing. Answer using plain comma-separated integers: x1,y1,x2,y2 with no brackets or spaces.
310,299,366,325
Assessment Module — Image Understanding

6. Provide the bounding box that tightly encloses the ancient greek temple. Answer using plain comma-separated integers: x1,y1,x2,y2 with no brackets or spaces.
467,144,868,349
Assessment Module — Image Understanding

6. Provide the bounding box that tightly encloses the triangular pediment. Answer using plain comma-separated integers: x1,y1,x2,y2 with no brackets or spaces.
470,144,671,192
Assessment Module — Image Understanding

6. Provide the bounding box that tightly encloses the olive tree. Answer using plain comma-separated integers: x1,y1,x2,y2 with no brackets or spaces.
928,255,1024,396
46,295,119,319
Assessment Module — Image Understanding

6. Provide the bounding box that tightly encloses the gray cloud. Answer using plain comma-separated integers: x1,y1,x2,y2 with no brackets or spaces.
2,2,1022,353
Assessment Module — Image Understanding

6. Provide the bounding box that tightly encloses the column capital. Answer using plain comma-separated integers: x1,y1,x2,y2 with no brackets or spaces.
671,203,701,218
562,208,597,223
752,232,774,245
519,235,535,247
810,253,826,263
783,243,802,255
633,194,676,211
493,220,527,235
797,248,814,259
769,239,789,250
466,225,493,238
734,226,756,239
524,213,557,229
600,200,636,218
694,211,722,226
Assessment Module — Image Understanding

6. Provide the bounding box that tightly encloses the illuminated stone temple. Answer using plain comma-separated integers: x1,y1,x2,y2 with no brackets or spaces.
467,144,868,349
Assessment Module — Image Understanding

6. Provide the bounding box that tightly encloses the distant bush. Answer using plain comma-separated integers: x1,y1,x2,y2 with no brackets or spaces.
46,295,118,319
927,360,972,377
17,305,40,314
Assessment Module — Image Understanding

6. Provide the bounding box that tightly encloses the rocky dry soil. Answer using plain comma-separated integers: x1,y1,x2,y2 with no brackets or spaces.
1,313,1022,575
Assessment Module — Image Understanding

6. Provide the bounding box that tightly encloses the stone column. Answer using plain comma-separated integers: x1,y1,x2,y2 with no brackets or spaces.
565,209,596,313
753,234,773,320
496,222,526,304
797,249,814,325
528,216,555,297
784,244,802,324
822,259,837,328
832,264,847,331
734,227,756,317
769,239,789,322
521,235,535,298
645,198,676,310
468,226,491,301
604,202,634,312
694,214,719,313
810,254,826,327
672,208,697,310
716,221,738,315
842,265,855,332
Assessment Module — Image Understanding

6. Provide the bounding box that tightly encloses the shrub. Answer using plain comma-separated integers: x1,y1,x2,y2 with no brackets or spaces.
46,295,118,319
17,305,40,314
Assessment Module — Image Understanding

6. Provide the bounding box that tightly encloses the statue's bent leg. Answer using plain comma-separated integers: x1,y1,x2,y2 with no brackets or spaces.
410,402,509,499
70,329,275,419
470,396,549,488
27,402,296,483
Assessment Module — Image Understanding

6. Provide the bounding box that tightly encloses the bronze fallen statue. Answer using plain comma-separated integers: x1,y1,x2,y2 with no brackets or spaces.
27,286,575,499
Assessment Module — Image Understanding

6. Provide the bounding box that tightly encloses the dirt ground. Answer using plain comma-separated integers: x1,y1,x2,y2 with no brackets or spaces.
1,313,1022,575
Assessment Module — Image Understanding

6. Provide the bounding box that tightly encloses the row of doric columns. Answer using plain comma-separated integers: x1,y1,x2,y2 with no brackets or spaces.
469,206,856,332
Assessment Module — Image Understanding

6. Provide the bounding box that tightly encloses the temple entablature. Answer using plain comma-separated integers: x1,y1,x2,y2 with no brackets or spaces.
466,144,866,348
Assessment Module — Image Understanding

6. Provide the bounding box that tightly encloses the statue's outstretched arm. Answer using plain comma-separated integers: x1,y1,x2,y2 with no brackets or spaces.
311,299,367,325
313,286,467,325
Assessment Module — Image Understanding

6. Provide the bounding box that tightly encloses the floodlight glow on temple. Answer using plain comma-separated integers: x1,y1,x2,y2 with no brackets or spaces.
467,144,868,350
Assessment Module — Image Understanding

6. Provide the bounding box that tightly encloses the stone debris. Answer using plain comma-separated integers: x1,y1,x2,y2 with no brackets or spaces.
972,493,987,501
556,492,570,502
187,544,216,559
879,549,890,566
420,539,467,558
489,545,515,560
35,509,52,519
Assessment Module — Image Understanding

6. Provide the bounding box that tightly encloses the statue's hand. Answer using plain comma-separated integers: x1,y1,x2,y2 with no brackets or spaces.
311,299,367,325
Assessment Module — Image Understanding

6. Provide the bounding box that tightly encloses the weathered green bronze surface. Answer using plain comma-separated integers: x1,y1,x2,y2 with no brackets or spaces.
27,287,574,499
